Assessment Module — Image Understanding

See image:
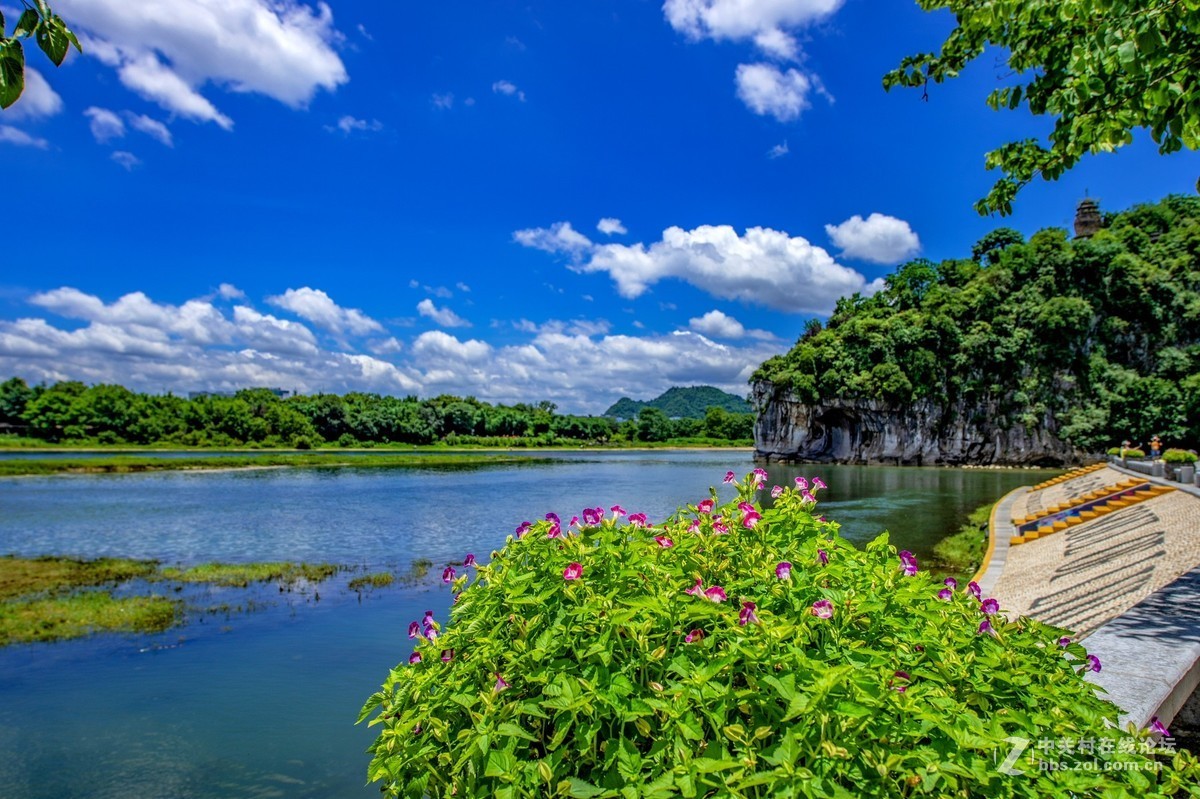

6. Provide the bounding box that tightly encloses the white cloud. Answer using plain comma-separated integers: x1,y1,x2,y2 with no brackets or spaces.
417,299,471,328
330,115,383,134
218,283,246,300
519,220,880,314
267,287,383,335
492,80,526,102
0,125,49,148
513,318,611,337
111,151,141,170
735,63,812,122
513,221,593,256
455,282,471,293
663,0,843,60
825,213,921,264
126,113,173,146
432,92,454,110
688,310,778,341
767,140,788,159
6,68,63,120
58,0,347,128
368,337,403,355
597,217,627,236
84,106,126,142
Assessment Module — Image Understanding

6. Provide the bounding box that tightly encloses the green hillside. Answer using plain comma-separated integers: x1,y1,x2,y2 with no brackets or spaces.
604,386,751,419
753,195,1200,450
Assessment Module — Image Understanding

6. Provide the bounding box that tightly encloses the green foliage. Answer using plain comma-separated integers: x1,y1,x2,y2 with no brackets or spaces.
156,561,338,588
0,592,179,646
605,386,751,419
1162,448,1198,464
885,0,1200,215
349,572,396,592
360,471,1198,797
754,195,1200,453
0,1,80,109
0,453,547,477
929,503,994,583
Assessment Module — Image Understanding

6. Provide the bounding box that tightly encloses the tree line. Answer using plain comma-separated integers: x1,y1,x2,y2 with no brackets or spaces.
0,379,754,448
754,194,1200,451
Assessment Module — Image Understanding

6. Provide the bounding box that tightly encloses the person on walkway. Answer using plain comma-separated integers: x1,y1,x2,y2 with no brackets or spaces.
1150,435,1162,460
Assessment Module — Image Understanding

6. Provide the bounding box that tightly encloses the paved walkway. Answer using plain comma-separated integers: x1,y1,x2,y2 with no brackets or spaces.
991,465,1200,636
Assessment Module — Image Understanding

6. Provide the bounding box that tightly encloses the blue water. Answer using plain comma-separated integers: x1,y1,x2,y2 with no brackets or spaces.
0,453,1045,797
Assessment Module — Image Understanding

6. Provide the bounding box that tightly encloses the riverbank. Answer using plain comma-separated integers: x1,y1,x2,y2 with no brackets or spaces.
0,452,554,477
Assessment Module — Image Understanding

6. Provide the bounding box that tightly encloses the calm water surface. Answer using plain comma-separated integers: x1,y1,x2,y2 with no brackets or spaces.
0,452,1046,798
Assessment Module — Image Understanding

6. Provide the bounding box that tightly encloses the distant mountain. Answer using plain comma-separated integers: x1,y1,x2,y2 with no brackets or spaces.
604,386,752,419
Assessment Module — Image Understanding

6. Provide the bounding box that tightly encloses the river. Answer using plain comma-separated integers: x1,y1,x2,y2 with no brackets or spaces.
0,451,1045,798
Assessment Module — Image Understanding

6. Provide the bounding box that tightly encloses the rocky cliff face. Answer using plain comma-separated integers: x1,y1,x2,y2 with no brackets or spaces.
752,381,1088,466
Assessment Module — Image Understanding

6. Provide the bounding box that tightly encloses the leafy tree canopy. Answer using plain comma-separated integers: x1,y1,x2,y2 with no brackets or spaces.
604,386,751,419
885,0,1200,215
0,1,80,109
754,194,1200,451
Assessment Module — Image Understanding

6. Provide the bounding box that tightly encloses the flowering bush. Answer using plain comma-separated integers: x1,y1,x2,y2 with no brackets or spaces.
360,471,1200,797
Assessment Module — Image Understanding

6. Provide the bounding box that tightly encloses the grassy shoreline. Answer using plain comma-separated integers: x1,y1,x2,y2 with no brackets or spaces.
928,501,994,582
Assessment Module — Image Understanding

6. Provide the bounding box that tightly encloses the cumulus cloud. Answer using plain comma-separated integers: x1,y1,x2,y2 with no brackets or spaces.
58,0,347,128
6,68,63,120
767,140,788,159
218,283,246,300
512,221,593,256
267,287,383,335
597,217,627,236
84,106,125,142
417,299,471,328
688,310,777,341
517,220,880,314
126,113,173,146
663,0,843,60
735,63,812,122
111,151,141,170
492,80,526,101
825,213,921,264
329,115,383,134
0,125,49,148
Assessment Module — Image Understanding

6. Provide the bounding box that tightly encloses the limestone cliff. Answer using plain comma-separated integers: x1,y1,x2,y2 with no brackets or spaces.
752,381,1088,466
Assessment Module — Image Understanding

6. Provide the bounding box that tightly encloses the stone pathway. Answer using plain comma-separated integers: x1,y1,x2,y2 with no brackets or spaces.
1008,465,1127,524
994,487,1200,635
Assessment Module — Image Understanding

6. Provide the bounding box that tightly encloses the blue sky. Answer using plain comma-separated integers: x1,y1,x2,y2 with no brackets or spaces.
2,0,1197,413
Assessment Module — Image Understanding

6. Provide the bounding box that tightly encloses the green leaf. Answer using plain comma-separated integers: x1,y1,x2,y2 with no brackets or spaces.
36,17,72,66
564,777,606,798
14,9,39,38
0,39,24,110
484,748,518,780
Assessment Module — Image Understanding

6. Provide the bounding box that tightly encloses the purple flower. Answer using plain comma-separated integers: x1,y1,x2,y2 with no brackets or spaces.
1086,654,1101,673
408,621,420,639
515,521,532,538
712,520,729,535
610,504,626,517
494,674,510,692
937,588,953,601
547,522,562,539
423,624,439,640
771,485,783,498
568,516,580,528
545,512,560,525
442,566,456,584
943,577,957,589
687,519,700,534
980,598,1000,615
628,512,648,527
817,549,828,565
684,578,705,597
1058,636,1071,648
409,652,422,664
967,581,981,599
737,501,755,513
723,471,736,484
775,561,792,580
811,599,833,619
704,585,727,603
464,554,476,567
751,468,768,487
739,601,759,626
583,507,603,526
801,491,816,504
899,551,919,577
1149,716,1169,736
812,477,827,491
697,499,714,515
742,511,762,529
794,477,808,490
563,562,583,581
654,535,674,548
440,648,454,663
890,670,910,692
977,619,993,635
684,629,704,643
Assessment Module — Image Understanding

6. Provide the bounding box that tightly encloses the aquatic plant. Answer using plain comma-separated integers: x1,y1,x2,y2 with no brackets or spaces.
360,470,1199,797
